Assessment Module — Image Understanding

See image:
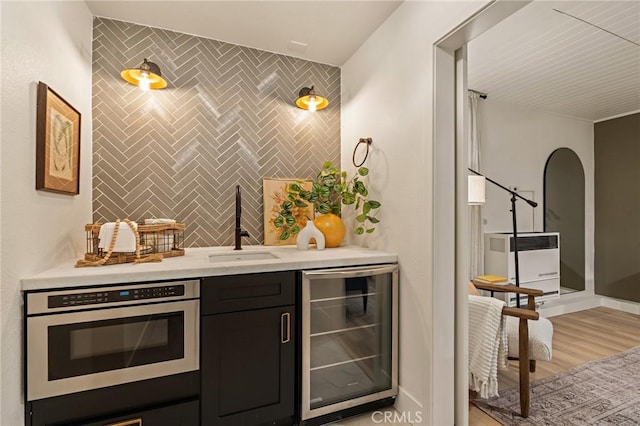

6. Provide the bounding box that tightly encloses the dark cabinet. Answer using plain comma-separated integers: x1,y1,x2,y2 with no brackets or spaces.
82,400,199,426
26,372,199,426
201,272,296,426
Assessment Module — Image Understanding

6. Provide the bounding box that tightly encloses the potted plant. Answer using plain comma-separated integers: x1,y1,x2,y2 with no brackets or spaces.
274,161,381,243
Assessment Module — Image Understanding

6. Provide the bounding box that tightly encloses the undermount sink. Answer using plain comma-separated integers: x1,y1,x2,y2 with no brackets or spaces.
208,251,278,263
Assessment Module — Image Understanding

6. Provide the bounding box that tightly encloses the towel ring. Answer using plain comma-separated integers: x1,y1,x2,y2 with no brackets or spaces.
352,138,372,167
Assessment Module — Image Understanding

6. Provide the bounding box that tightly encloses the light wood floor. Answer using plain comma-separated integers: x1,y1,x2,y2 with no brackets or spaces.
469,306,640,426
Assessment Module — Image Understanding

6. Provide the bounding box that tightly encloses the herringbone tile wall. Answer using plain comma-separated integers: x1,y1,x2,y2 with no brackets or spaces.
92,18,340,247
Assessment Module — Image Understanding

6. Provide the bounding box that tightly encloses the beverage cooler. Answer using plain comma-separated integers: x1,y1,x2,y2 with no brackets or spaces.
300,264,398,424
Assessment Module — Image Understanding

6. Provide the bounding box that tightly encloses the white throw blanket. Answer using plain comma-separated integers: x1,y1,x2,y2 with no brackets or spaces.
468,295,507,398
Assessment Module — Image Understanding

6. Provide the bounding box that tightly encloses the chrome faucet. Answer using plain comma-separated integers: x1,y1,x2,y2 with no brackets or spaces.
234,185,250,250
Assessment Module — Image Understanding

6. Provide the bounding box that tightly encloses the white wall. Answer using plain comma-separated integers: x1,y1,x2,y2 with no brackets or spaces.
341,2,489,424
0,1,93,423
0,2,4,417
477,100,594,292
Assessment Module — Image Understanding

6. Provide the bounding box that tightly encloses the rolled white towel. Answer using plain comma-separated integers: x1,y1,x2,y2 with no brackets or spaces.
153,234,174,252
98,221,138,252
144,218,176,225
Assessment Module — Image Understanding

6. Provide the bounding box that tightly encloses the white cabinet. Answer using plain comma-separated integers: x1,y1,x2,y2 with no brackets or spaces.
484,232,560,306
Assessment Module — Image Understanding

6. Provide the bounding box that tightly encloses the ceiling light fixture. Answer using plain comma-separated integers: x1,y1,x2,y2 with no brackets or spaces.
296,86,328,111
121,58,168,91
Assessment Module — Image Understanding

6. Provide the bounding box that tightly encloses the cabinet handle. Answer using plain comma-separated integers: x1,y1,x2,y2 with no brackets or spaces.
107,419,142,426
281,312,290,344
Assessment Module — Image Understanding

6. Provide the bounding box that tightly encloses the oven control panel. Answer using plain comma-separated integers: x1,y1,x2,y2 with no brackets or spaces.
48,285,186,308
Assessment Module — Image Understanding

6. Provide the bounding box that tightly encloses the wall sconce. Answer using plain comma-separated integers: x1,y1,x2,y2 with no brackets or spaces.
468,175,486,205
121,58,167,91
295,86,328,111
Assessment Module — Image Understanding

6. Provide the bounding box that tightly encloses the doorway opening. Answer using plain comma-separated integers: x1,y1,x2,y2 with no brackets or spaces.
433,2,532,424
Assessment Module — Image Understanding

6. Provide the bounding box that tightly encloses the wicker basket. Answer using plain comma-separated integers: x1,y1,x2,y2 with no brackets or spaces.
80,221,185,266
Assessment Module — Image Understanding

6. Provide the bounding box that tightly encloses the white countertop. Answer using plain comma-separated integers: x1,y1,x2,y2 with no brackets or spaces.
21,245,398,291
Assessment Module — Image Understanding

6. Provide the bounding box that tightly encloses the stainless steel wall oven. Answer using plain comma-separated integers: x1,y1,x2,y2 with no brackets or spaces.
24,279,200,426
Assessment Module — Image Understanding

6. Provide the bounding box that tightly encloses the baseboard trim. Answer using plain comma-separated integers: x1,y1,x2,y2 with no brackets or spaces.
600,296,640,315
538,293,601,317
537,293,640,317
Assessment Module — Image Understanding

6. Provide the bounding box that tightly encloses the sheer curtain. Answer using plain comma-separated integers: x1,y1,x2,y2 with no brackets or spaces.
469,91,483,278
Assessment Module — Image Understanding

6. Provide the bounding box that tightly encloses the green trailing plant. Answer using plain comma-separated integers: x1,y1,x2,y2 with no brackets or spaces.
274,161,381,240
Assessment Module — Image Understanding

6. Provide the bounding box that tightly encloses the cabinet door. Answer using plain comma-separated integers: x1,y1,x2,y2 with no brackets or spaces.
202,306,295,426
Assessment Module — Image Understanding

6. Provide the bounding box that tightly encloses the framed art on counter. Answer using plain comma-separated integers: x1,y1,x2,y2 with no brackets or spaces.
263,178,314,245
36,81,81,195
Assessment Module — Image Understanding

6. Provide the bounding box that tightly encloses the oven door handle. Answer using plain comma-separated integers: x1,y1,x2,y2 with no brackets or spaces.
107,418,142,426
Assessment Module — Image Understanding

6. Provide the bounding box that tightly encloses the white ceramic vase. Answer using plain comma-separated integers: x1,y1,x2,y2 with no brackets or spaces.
296,220,325,250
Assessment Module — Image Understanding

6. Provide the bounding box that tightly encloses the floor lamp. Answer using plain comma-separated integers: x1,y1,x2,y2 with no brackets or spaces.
468,168,538,308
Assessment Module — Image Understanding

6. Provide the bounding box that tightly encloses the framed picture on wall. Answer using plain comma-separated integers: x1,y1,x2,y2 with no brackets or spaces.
36,81,81,195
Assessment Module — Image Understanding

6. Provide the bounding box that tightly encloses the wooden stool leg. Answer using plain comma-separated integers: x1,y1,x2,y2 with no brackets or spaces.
519,318,530,418
530,359,536,373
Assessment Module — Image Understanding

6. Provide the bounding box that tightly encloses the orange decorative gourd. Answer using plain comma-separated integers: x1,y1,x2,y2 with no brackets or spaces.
313,214,346,248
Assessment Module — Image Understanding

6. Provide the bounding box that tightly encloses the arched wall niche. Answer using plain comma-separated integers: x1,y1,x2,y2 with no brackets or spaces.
544,147,585,292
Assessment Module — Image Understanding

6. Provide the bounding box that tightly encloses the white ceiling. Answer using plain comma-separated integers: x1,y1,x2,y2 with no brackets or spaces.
85,0,403,66
468,1,640,122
